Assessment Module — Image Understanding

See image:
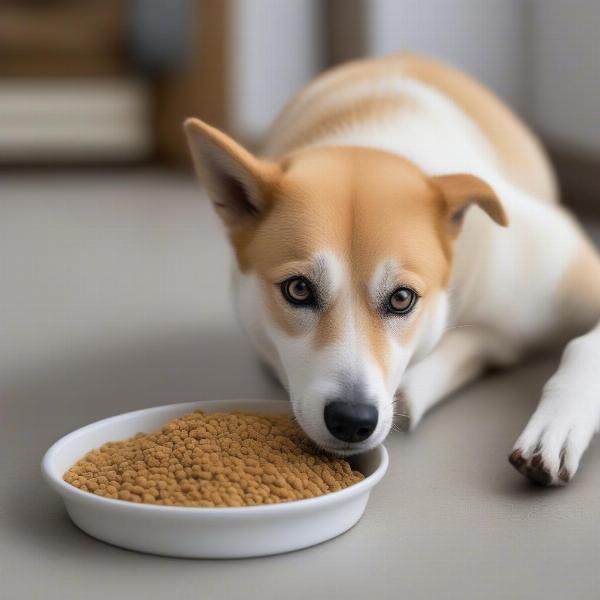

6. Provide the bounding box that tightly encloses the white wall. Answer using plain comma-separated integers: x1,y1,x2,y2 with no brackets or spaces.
365,0,600,153
229,0,323,142
529,0,600,153
364,0,526,112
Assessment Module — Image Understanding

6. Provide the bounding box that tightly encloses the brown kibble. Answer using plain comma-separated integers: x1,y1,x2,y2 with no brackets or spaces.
63,411,364,507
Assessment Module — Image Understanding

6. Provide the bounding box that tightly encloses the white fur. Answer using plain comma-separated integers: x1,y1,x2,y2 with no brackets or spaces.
512,322,600,484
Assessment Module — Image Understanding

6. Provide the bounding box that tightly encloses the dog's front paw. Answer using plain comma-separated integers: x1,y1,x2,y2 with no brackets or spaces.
509,418,591,486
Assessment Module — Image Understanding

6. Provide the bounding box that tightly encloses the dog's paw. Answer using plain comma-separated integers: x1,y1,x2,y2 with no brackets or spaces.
509,417,591,486
508,447,565,486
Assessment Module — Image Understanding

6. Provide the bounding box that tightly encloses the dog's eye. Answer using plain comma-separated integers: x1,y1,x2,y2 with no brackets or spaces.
281,276,317,307
388,287,417,315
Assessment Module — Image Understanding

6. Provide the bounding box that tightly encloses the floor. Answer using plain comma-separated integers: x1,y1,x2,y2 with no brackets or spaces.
1,171,600,600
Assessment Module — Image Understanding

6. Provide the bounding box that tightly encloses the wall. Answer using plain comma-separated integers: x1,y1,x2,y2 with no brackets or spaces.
229,0,323,142
529,0,600,153
364,0,527,113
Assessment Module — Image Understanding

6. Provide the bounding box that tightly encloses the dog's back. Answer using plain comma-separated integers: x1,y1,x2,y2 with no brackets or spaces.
264,53,557,204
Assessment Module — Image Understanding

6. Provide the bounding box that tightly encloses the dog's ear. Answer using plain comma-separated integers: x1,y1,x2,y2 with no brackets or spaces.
431,173,508,231
184,118,280,229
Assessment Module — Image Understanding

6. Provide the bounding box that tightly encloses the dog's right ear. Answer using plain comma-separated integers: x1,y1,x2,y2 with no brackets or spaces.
184,118,280,229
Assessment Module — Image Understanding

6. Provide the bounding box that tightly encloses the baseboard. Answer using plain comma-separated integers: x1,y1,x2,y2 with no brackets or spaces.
547,142,600,217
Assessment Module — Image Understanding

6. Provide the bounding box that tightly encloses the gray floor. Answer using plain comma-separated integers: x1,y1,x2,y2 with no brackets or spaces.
1,171,599,600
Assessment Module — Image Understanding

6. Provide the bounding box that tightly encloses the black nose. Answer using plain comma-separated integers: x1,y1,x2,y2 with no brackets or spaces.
324,401,378,443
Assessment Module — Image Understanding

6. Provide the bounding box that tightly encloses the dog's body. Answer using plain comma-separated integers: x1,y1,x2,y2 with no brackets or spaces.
185,54,600,485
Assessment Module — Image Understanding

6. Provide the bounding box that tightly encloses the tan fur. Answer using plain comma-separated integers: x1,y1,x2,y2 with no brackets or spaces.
559,239,600,333
265,53,558,203
238,147,455,376
313,297,344,350
185,113,508,377
276,94,417,156
431,173,508,230
184,118,281,235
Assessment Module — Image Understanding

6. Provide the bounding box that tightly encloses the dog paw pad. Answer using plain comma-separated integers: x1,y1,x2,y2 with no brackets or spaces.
509,449,525,469
509,447,555,486
558,466,571,483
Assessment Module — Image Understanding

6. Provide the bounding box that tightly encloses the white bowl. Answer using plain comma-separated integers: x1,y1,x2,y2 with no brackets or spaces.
42,399,388,558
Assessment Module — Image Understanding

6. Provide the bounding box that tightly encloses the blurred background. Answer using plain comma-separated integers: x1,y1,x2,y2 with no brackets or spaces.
2,0,600,387
3,0,600,406
1,0,599,210
3,4,600,594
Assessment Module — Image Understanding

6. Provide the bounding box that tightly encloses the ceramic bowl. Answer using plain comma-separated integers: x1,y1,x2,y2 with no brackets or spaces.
42,399,388,558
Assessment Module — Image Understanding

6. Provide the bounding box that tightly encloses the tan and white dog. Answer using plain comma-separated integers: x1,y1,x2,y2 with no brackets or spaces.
185,54,600,486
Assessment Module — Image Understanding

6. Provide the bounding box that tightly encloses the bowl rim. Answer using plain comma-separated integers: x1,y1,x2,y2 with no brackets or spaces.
42,399,389,516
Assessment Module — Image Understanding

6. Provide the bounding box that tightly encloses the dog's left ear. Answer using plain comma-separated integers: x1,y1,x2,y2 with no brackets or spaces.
431,173,508,231
184,118,280,230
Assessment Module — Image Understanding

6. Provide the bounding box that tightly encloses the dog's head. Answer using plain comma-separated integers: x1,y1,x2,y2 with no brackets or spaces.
185,118,507,454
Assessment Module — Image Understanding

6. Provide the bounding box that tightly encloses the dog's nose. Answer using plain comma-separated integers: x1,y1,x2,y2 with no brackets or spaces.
324,401,378,443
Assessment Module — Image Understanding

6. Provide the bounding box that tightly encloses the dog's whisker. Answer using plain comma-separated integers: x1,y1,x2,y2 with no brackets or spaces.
392,410,409,417
443,323,474,333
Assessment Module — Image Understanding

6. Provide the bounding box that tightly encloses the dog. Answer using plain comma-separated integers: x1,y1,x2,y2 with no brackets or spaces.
184,53,600,486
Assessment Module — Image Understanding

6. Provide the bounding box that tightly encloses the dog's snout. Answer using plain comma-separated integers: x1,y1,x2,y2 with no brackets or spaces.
324,400,378,443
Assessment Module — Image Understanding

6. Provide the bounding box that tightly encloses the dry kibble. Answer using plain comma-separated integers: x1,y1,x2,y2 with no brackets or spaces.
64,411,364,507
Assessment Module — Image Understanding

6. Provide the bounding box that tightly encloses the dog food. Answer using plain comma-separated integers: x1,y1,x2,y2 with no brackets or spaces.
64,411,364,507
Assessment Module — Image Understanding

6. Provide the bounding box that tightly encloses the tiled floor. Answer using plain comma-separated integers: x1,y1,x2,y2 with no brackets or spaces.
2,171,599,599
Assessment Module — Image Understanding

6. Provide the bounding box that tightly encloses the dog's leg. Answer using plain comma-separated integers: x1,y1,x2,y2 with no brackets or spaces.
510,322,600,485
397,327,517,431
510,243,600,485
